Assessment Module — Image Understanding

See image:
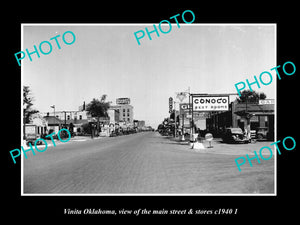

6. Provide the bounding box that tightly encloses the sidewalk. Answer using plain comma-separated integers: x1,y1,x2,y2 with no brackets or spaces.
168,136,275,156
21,135,108,150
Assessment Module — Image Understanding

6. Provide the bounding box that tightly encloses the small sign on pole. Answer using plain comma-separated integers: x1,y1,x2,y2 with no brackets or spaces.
169,97,173,113
205,133,214,148
176,92,188,102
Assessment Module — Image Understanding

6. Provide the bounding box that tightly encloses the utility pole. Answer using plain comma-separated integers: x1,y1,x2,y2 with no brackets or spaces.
188,87,192,142
23,107,26,141
175,90,189,141
174,101,177,138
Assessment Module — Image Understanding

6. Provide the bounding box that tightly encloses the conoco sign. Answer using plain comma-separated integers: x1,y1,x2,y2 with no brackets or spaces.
193,96,229,111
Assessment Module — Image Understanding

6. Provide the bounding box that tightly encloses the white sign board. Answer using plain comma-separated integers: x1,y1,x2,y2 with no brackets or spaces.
193,96,229,111
205,133,213,141
116,98,130,105
259,99,274,105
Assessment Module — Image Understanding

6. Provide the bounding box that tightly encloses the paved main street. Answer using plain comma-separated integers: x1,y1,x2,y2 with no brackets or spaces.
23,132,275,194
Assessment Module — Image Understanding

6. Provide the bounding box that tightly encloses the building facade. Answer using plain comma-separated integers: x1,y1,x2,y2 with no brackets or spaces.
40,105,123,133
40,110,88,122
107,108,120,124
110,98,134,124
206,99,275,139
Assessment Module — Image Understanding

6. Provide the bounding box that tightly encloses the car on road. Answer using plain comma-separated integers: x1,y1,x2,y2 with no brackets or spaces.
222,128,249,144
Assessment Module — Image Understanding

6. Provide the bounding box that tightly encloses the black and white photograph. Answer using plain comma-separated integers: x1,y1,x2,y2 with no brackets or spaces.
5,4,298,221
21,24,276,195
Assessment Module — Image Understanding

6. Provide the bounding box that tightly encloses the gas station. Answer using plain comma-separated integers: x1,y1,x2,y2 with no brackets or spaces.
171,92,275,150
170,92,234,150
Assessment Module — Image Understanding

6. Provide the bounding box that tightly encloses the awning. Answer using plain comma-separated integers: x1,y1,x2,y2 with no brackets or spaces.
235,110,274,117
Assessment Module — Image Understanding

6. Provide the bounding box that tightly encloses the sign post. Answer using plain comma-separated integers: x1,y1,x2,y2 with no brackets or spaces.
205,133,214,148
176,91,188,141
169,97,173,113
169,97,176,137
179,103,191,141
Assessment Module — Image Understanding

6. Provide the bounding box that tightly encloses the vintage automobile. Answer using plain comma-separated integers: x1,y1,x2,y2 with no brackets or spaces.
222,128,249,144
256,127,269,140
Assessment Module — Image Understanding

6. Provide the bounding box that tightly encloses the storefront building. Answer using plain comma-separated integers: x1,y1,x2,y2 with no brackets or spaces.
206,99,275,139
110,98,134,124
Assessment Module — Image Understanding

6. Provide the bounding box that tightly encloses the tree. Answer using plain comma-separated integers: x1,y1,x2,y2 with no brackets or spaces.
86,95,110,118
23,86,39,124
236,90,267,103
86,94,110,134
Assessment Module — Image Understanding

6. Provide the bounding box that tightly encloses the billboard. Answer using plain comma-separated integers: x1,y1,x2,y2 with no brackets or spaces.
192,96,229,111
116,98,130,105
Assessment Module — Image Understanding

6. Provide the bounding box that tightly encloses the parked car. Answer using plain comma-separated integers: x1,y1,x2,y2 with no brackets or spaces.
256,127,269,140
222,128,249,144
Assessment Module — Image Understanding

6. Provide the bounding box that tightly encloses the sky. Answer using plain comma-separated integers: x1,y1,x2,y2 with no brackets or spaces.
22,24,276,128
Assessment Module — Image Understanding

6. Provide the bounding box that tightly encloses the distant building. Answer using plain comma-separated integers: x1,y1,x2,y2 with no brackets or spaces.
133,120,145,128
107,108,120,124
40,111,89,132
110,98,134,124
233,100,274,134
27,113,48,136
40,111,88,122
40,105,121,133
43,116,62,134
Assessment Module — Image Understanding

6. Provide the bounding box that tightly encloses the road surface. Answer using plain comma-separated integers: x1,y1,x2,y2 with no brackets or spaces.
23,132,274,194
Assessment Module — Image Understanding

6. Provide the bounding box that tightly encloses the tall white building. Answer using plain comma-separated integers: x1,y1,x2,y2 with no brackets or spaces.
110,98,134,124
